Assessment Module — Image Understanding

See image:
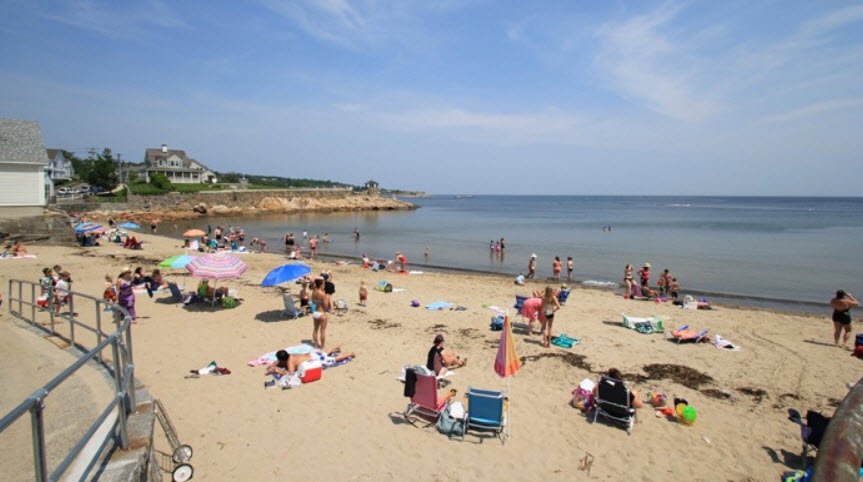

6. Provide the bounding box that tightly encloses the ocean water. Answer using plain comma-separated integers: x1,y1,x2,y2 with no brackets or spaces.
161,196,863,311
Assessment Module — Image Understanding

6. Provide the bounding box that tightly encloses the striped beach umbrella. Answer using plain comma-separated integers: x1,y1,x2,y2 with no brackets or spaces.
186,252,248,280
494,314,521,378
494,313,520,441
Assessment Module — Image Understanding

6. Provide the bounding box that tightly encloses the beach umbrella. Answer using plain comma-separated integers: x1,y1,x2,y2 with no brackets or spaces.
183,229,206,238
493,313,521,441
75,223,104,234
118,222,140,230
260,263,312,287
159,254,195,269
186,252,248,280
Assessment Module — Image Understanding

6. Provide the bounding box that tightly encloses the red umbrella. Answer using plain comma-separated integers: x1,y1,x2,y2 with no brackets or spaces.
493,313,521,441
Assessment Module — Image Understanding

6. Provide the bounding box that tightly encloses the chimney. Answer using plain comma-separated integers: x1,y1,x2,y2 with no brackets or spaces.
161,144,168,153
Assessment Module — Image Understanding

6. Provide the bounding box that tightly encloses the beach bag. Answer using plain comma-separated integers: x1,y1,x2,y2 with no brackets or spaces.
490,315,504,331
571,379,595,411
221,296,238,309
436,404,464,438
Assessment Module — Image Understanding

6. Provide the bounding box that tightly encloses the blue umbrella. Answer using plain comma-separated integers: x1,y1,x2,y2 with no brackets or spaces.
261,263,312,287
74,223,103,234
118,222,140,229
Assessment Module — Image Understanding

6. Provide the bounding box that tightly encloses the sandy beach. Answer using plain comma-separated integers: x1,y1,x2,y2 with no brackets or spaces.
0,233,859,481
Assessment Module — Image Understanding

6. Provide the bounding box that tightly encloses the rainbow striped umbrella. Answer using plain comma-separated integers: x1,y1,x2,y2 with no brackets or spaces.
493,313,520,442
494,314,521,378
186,252,248,280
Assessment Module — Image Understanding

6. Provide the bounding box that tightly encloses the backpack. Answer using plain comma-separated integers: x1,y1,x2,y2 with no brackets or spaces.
222,296,238,309
436,404,464,438
490,315,504,331
383,283,393,293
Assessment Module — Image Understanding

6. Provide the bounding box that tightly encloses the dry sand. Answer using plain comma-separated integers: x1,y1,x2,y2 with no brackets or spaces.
0,233,859,481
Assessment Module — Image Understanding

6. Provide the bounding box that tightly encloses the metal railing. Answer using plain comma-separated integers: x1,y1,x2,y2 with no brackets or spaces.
0,279,135,482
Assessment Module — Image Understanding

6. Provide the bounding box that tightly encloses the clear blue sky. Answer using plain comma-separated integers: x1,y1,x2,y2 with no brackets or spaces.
2,1,862,195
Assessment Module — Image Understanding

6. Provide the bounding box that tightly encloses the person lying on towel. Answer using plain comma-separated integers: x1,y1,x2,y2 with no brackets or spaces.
265,346,355,377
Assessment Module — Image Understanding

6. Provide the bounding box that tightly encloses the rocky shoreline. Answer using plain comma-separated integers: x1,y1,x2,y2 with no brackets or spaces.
66,191,416,223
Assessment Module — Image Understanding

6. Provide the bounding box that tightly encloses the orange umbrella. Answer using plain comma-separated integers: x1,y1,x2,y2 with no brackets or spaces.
493,313,520,441
183,229,206,237
494,314,521,378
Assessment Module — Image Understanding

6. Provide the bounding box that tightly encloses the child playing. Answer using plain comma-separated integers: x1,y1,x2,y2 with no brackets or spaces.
358,281,368,307
103,274,117,303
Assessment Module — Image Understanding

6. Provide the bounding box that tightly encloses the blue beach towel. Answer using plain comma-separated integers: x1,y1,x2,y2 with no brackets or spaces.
425,301,453,310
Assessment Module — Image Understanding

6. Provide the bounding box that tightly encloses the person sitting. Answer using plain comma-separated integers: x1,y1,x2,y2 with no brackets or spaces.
196,279,228,302
11,241,28,256
593,368,644,409
131,267,151,287
147,269,167,297
426,334,467,376
124,236,143,249
1,242,12,258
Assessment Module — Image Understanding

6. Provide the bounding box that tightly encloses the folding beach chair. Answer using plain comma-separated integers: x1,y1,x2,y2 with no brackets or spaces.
404,371,448,424
670,324,709,343
282,293,305,319
167,282,184,303
461,387,507,444
787,409,831,467
558,289,572,305
592,376,636,435
513,295,528,311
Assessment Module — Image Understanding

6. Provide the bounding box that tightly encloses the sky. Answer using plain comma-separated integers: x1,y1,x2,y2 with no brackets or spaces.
1,1,862,195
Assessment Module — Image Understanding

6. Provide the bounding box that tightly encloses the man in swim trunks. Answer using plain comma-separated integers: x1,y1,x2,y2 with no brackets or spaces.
309,237,318,259
831,290,859,348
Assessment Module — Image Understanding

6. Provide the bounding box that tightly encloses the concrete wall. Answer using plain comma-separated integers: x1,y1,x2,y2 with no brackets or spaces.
0,211,75,244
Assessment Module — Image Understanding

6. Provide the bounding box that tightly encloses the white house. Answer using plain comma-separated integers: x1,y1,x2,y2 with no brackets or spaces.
142,145,217,184
45,148,74,181
0,118,49,217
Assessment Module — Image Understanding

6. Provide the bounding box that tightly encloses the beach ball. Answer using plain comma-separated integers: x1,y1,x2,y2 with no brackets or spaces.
411,299,420,307
681,406,697,424
675,403,687,417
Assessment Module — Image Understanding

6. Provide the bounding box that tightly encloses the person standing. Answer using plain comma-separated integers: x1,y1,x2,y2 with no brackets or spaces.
552,256,562,281
499,237,506,251
623,264,634,299
116,267,136,322
354,228,360,241
541,286,562,348
527,254,537,279
637,263,651,288
396,252,408,272
567,256,574,281
311,279,331,349
309,236,318,259
831,290,859,348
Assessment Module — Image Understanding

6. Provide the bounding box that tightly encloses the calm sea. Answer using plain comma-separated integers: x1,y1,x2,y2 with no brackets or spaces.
161,196,863,313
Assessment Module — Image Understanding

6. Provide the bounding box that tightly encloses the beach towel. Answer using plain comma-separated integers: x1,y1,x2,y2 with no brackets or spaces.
551,334,580,348
425,301,452,310
713,334,740,351
0,254,37,260
621,314,664,334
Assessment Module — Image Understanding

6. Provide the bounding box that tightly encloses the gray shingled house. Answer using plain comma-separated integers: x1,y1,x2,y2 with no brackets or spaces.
142,144,217,184
0,118,49,216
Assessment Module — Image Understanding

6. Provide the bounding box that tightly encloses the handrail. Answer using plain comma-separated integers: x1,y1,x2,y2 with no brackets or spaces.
2,278,135,482
811,376,863,481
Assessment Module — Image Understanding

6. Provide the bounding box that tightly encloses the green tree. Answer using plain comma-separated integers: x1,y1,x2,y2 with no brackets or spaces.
84,148,119,191
126,170,139,184
219,172,241,183
63,150,90,182
149,172,173,191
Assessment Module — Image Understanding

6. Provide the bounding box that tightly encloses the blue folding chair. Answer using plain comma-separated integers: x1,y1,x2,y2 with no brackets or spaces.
461,387,507,444
513,295,528,311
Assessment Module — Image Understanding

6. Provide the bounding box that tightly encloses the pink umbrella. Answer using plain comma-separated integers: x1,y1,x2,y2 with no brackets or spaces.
186,252,248,280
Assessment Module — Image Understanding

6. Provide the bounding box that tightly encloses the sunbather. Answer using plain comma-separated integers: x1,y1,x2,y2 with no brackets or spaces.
593,368,643,409
265,346,354,376
426,334,466,376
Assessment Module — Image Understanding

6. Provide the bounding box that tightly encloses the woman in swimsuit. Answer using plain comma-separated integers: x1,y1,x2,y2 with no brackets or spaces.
552,256,562,281
541,286,561,348
623,264,634,299
830,290,859,348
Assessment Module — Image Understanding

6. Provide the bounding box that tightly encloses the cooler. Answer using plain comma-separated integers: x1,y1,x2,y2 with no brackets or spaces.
855,333,863,348
298,360,322,383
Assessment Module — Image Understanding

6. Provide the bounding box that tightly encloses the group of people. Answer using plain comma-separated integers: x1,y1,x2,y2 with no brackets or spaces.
521,253,574,282
1,240,28,258
38,265,73,314
623,263,680,300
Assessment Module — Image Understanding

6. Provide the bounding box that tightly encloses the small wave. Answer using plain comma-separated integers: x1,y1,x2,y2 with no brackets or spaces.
668,203,692,208
581,280,619,289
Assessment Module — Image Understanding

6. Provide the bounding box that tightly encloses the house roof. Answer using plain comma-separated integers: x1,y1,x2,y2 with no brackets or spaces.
0,118,50,165
145,147,189,165
46,148,62,160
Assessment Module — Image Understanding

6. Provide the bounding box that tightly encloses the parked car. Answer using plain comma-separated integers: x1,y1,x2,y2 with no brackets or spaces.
57,187,70,195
